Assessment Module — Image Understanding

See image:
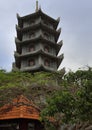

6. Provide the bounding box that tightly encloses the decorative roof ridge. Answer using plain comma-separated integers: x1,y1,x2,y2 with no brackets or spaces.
17,9,58,24
0,95,40,112
13,95,40,110
0,95,41,120
17,9,41,20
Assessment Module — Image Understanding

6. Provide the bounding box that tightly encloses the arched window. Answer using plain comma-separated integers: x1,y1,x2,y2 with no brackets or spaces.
44,32,49,39
31,20,35,24
31,32,35,37
44,46,49,53
44,59,50,67
28,59,35,66
29,45,35,52
29,32,35,38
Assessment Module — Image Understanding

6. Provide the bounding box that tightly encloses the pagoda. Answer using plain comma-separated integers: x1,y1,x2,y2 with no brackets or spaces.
13,1,63,72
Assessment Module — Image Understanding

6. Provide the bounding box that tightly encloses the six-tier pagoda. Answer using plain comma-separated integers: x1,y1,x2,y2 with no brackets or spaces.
13,2,63,72
0,2,64,130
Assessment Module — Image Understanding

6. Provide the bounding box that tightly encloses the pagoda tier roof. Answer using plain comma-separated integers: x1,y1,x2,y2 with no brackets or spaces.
20,64,58,72
16,21,60,35
15,37,63,54
0,95,40,121
17,9,60,29
14,49,63,61
16,22,61,34
16,24,61,43
15,52,63,69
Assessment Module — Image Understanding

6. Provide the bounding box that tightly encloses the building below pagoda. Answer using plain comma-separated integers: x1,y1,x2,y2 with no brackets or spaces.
13,3,63,72
0,95,44,130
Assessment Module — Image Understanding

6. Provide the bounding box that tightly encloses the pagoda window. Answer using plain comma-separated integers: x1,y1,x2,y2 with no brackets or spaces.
44,32,50,39
22,32,28,40
28,59,35,66
29,32,35,39
44,59,50,67
30,20,35,25
44,46,49,53
29,45,35,52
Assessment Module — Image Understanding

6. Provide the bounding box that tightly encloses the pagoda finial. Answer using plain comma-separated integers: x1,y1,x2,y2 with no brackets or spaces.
36,0,38,12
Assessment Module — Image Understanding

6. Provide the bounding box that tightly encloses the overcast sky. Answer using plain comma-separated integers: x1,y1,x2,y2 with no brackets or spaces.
0,0,92,72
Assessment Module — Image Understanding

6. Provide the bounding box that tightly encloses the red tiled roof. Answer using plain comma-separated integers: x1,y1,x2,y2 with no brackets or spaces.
0,95,40,120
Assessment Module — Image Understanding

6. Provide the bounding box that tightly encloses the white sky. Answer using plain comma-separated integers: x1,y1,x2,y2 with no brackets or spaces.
0,0,92,72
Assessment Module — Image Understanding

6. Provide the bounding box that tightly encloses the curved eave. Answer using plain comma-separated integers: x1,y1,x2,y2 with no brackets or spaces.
17,9,59,29
15,37,21,46
15,36,62,52
15,38,21,52
16,25,22,40
57,54,64,67
17,13,23,28
17,10,41,21
20,64,57,72
14,49,58,59
0,116,40,121
17,22,57,33
41,24,61,41
14,51,63,69
55,28,61,42
57,40,63,47
41,65,57,72
16,23,61,40
40,9,59,29
56,40,63,55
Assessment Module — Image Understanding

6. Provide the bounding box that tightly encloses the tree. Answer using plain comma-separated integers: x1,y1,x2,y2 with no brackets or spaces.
41,67,92,125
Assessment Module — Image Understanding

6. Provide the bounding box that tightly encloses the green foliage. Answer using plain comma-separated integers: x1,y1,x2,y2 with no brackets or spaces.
41,90,75,123
0,67,92,125
0,70,64,107
41,67,92,124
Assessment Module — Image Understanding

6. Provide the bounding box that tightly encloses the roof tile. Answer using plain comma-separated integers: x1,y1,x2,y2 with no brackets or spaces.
0,95,40,120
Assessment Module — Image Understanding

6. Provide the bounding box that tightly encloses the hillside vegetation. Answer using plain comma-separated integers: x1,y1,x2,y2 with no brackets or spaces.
0,67,92,126
0,69,65,108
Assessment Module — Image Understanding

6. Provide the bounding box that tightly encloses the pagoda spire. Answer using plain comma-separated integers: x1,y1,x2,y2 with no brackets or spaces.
36,0,38,12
